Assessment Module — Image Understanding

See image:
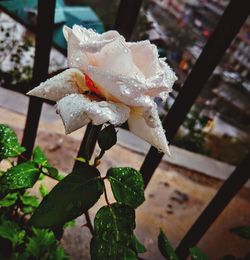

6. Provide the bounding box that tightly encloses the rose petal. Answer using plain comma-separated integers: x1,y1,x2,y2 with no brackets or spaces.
56,93,130,134
128,40,160,79
95,36,144,78
27,68,87,101
128,109,170,155
86,65,155,108
63,26,90,70
79,30,120,53
157,58,177,101
64,26,123,69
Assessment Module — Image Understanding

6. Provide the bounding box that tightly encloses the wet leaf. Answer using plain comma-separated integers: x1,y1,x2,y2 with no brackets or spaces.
0,162,40,194
230,226,250,240
91,203,136,260
158,229,178,260
33,146,59,179
39,184,49,198
30,164,104,228
20,194,39,208
0,220,25,247
108,167,145,208
0,193,18,207
26,227,68,259
32,146,48,166
190,247,209,260
98,125,117,151
0,124,25,159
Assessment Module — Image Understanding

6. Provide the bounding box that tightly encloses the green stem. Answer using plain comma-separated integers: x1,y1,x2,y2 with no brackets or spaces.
83,123,103,163
78,123,102,235
103,182,111,207
94,149,105,166
84,211,94,235
73,124,102,171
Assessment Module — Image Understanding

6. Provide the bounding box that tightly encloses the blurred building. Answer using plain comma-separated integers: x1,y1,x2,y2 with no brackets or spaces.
225,19,250,80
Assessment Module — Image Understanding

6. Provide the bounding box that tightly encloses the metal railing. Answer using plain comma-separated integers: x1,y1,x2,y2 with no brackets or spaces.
1,0,250,258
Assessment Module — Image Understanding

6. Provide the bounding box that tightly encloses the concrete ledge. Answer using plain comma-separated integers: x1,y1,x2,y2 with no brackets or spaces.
117,129,250,188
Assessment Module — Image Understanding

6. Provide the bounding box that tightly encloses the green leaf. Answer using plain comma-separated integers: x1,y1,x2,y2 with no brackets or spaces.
22,206,35,214
26,228,56,257
63,220,76,229
25,228,69,259
91,203,136,260
107,167,145,208
158,229,178,260
33,146,59,179
39,184,49,198
33,146,48,166
98,125,117,151
230,226,250,240
130,234,146,254
30,164,104,228
0,220,25,247
0,161,40,194
50,246,69,260
20,193,39,208
0,124,25,159
91,239,137,260
0,192,18,207
190,247,209,260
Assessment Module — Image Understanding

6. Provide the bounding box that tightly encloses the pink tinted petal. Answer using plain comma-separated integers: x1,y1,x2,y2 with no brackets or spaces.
86,66,154,107
63,26,90,70
95,36,144,78
56,94,130,134
128,40,159,78
27,69,86,101
128,110,170,155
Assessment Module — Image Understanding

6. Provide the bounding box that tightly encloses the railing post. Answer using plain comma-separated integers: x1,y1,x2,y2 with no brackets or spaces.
114,0,143,40
140,0,250,187
176,152,250,259
20,0,56,160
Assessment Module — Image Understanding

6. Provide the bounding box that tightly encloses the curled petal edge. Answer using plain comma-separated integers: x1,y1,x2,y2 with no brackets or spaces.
27,68,87,101
128,109,170,156
56,93,130,134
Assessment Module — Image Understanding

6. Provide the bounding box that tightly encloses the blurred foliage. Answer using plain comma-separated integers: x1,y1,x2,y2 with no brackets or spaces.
0,124,69,259
0,21,33,89
173,106,210,155
206,134,250,165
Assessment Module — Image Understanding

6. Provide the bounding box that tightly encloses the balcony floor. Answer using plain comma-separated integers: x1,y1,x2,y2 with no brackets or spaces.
0,88,250,259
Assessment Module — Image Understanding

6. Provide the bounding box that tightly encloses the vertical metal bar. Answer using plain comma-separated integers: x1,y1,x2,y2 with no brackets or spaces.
20,0,56,160
114,0,143,39
176,152,250,259
140,0,250,187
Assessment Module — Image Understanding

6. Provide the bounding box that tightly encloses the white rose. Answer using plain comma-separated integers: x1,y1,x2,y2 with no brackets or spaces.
28,25,177,155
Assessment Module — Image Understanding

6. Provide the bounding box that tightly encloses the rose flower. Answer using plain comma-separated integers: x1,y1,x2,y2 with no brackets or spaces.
28,25,177,155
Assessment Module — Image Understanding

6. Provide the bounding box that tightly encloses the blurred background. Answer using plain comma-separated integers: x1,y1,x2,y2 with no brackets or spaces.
0,0,249,259
1,0,249,165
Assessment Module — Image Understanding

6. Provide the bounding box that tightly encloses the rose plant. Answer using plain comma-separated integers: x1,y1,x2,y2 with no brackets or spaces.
26,25,178,259
1,25,248,259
